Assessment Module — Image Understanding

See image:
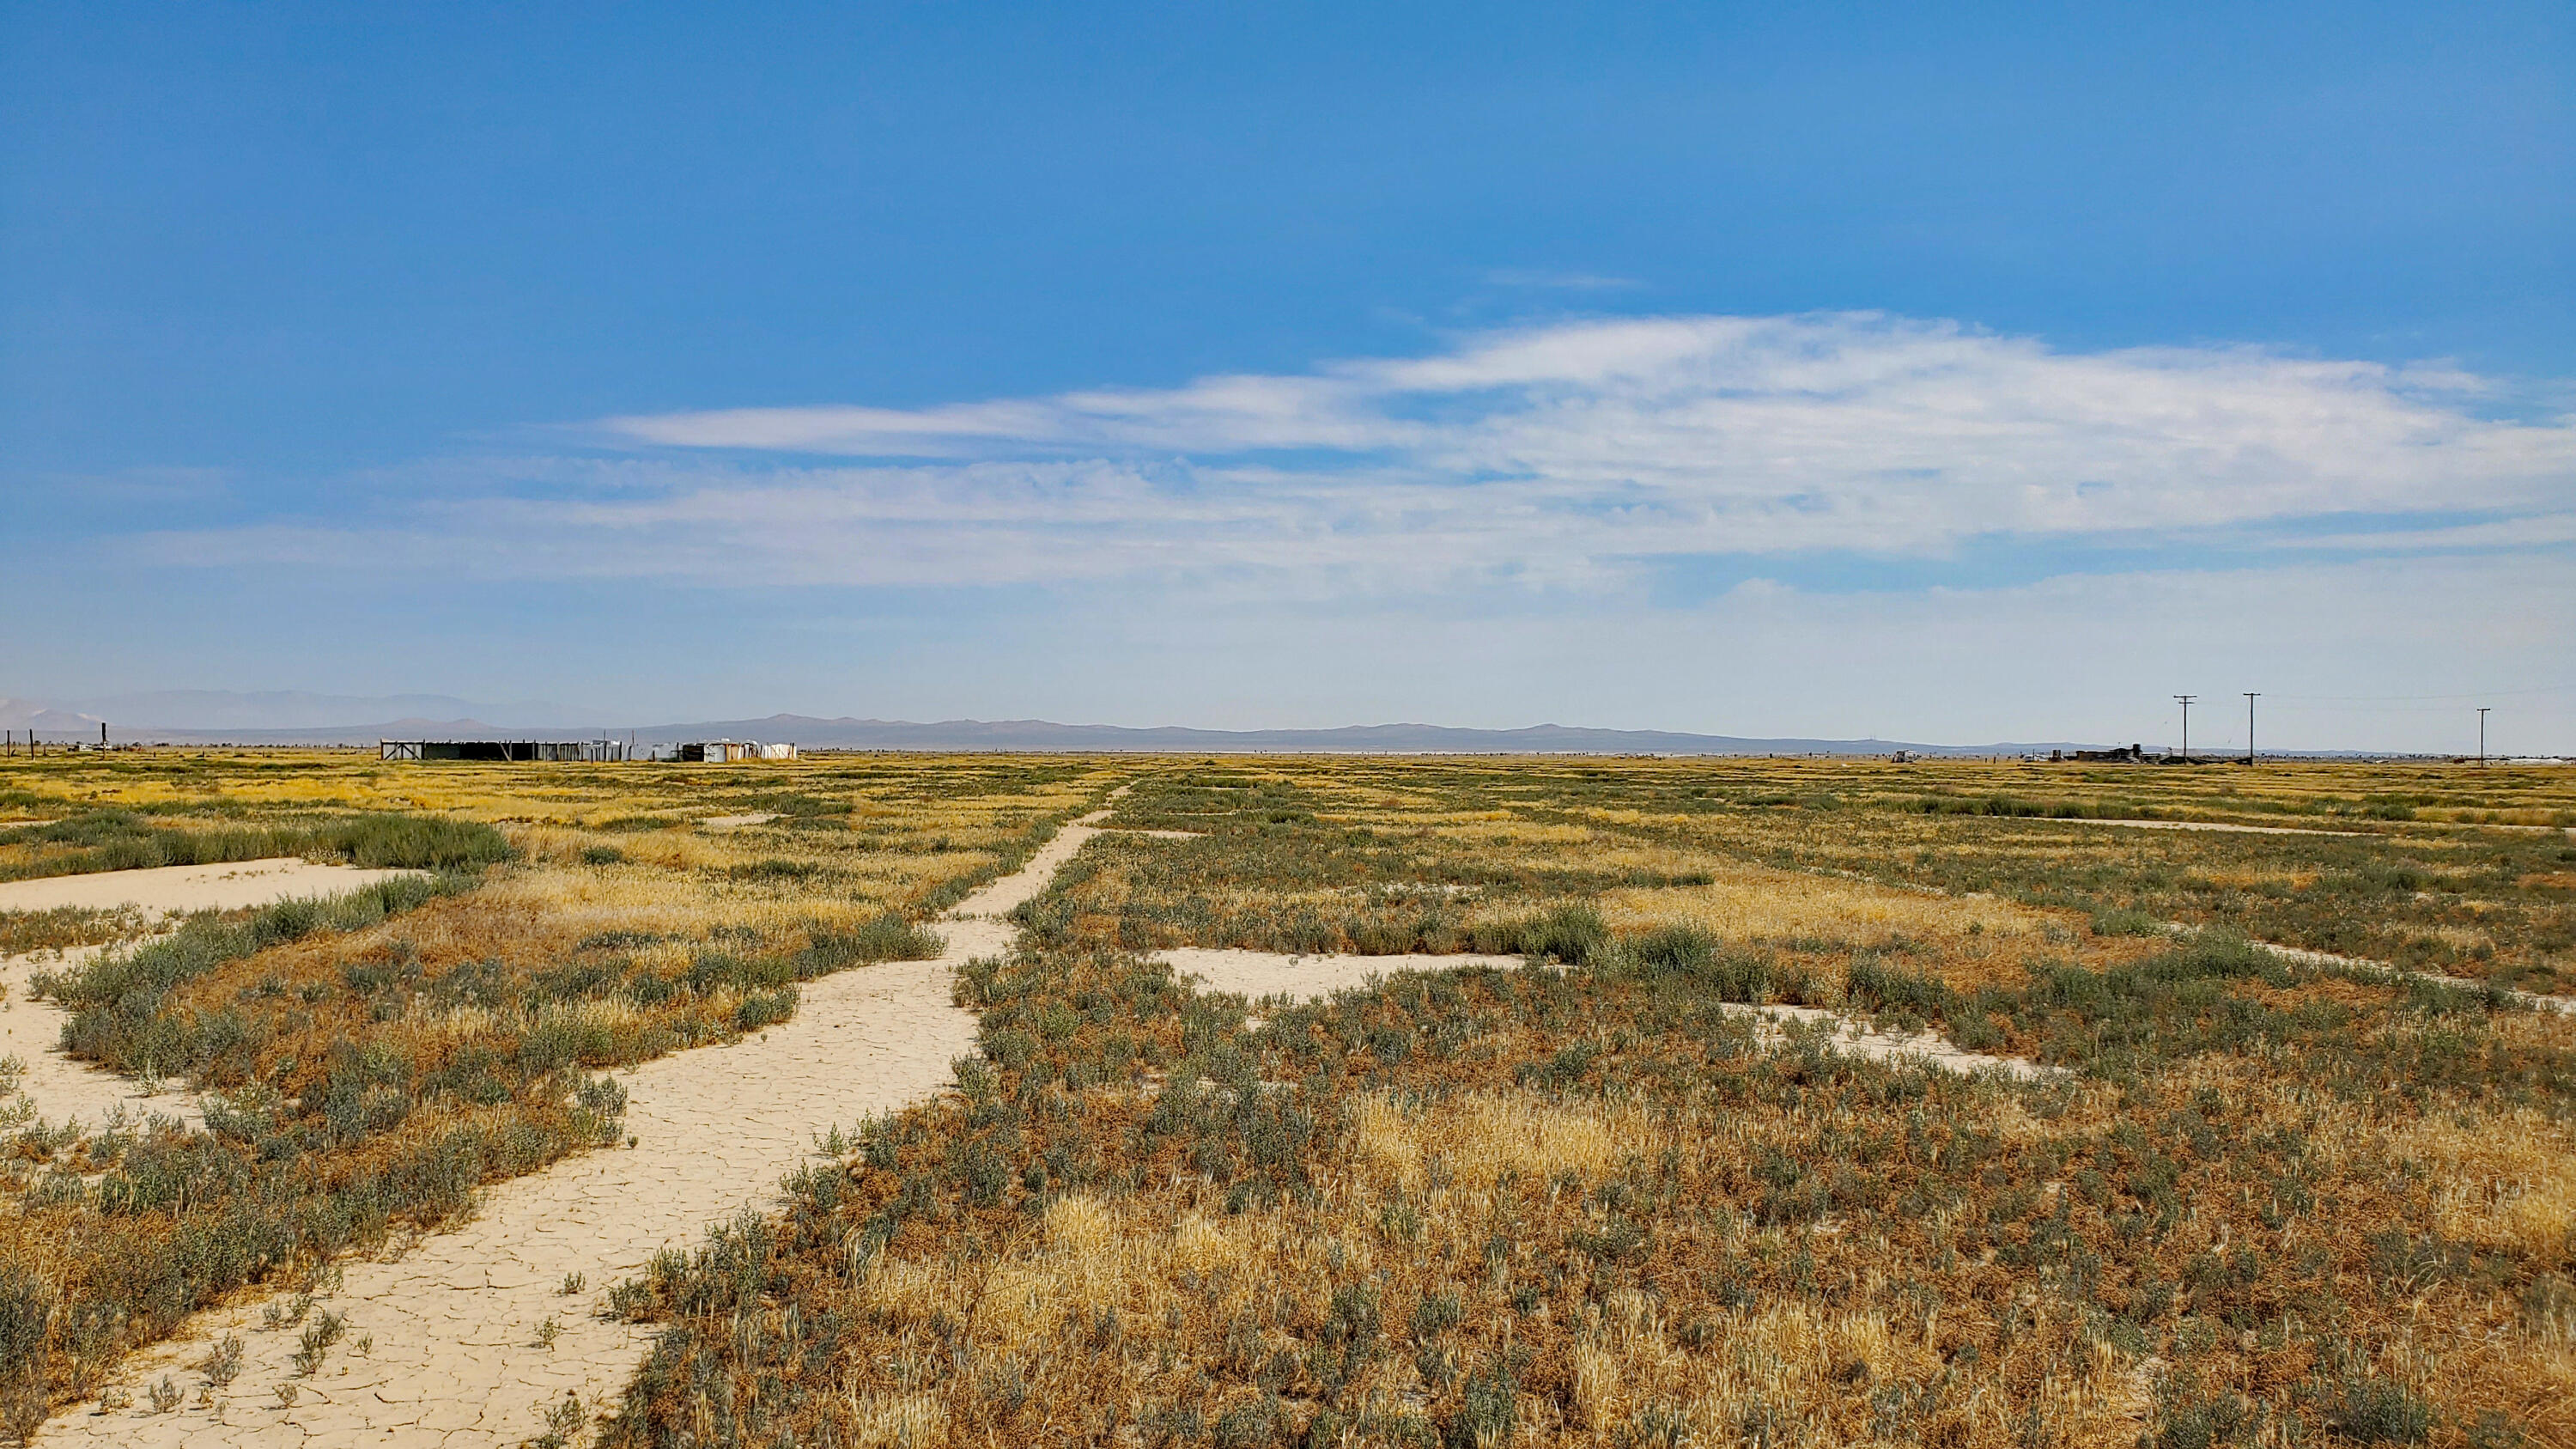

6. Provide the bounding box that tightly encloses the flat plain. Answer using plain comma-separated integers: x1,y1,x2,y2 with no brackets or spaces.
1,751,2571,1449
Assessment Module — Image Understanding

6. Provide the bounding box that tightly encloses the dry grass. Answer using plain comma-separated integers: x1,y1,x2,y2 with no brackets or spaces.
0,749,1116,1429
2388,1111,2576,1261
1062,758,2576,994
1595,867,2060,976
605,761,2576,1449
610,946,2576,1446
9,752,2576,1446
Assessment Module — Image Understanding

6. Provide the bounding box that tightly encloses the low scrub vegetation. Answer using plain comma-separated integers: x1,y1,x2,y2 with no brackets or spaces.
5,752,2571,1444
602,766,2576,1449
0,809,515,881
0,905,147,957
1065,761,2576,995
605,937,2574,1447
0,749,1109,1428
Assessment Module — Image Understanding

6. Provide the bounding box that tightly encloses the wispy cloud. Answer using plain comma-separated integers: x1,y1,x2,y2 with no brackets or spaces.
2274,512,2576,553
1480,268,1644,290
137,313,2576,592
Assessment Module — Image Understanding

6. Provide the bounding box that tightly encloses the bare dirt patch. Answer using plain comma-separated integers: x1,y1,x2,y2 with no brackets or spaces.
33,816,1115,1448
1162,948,2043,1079
3,861,428,1134
0,858,424,918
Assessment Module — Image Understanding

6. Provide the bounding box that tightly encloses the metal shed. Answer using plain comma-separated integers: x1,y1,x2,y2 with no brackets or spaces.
380,740,628,762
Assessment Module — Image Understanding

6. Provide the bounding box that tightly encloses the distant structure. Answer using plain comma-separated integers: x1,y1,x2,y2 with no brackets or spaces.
380,740,629,762
376,738,798,763
673,740,797,762
2070,744,2148,763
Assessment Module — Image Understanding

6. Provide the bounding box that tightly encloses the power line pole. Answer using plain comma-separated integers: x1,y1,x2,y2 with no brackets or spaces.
2174,695,2196,763
2478,707,2490,767
2244,693,2258,766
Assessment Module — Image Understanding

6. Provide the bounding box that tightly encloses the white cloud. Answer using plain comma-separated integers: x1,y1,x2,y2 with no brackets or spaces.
2275,511,2576,552
124,313,2576,597
565,313,2575,582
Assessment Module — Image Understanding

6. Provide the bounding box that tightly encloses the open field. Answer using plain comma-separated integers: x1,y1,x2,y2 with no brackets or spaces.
0,750,1113,1440
3,752,2573,1447
1061,759,2576,995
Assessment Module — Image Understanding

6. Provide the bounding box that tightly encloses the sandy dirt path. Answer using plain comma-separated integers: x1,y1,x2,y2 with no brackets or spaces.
2062,819,2373,838
2233,937,2576,1016
37,813,1115,1449
4,861,428,1134
1735,1002,2046,1078
1160,947,1526,1001
0,858,422,916
1,944,207,1133
1160,949,2044,1079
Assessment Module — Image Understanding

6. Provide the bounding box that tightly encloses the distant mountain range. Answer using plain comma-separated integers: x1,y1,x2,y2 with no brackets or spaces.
1,695,2122,756
604,715,2103,757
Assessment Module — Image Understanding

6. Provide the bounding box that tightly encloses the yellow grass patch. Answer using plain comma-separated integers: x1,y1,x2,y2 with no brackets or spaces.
1353,1089,1642,1195
2389,1111,2576,1258
836,1391,945,1449
1597,864,2045,945
1431,819,1595,845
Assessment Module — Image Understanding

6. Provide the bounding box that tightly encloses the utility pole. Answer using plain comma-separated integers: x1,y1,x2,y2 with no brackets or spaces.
2174,695,2196,763
2244,693,2258,766
2478,707,2491,767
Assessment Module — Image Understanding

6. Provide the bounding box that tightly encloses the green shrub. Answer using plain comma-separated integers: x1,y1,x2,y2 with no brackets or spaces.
1625,923,1717,975
833,913,944,964
1607,924,1772,1002
0,810,509,881
1844,955,1957,1018
2090,907,2165,937
39,874,466,1079
734,987,798,1032
2317,1374,2433,1445
727,858,822,881
1475,904,1607,965
310,814,513,871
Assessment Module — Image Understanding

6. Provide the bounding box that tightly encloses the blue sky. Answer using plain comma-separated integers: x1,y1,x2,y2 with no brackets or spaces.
4,2,2571,749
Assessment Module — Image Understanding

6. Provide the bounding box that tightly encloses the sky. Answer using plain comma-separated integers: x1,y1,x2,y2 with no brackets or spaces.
3,2,2571,751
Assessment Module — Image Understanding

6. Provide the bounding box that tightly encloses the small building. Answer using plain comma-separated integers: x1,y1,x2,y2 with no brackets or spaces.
2070,744,2148,763
673,740,796,763
380,740,627,762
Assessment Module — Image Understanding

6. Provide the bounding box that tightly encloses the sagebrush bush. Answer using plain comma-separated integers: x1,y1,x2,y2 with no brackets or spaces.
0,809,510,881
